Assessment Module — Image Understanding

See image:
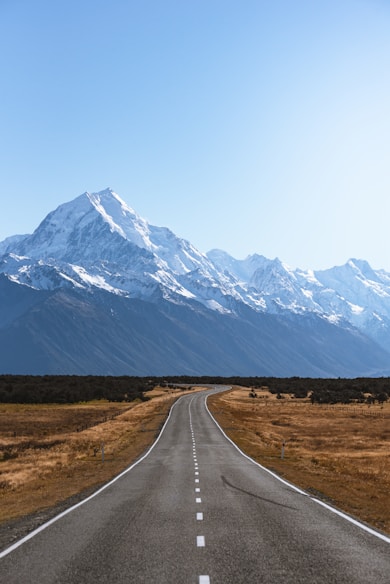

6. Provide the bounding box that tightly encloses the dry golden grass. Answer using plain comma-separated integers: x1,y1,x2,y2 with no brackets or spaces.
208,387,390,535
0,387,201,523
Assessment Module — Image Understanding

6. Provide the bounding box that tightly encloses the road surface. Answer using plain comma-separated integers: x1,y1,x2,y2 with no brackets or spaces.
1,387,389,583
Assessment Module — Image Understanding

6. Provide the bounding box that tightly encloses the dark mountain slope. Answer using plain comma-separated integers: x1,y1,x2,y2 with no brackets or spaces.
0,278,389,376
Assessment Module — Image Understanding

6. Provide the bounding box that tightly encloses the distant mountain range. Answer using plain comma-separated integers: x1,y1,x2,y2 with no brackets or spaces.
1,188,390,377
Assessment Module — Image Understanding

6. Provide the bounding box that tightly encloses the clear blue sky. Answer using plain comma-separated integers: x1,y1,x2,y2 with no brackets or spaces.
1,0,390,271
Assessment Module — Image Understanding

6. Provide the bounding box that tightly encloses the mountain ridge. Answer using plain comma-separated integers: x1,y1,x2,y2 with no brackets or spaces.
1,188,390,376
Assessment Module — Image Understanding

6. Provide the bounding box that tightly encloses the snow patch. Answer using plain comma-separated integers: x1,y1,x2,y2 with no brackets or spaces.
347,302,364,315
71,265,123,294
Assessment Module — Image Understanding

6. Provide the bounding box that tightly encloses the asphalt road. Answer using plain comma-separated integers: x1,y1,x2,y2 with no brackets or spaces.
1,387,389,583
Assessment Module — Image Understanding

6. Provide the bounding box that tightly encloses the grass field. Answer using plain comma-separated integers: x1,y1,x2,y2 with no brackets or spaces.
207,387,390,535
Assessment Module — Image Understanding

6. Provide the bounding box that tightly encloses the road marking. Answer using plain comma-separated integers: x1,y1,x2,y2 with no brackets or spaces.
195,478,199,483
199,577,210,584
195,471,199,475
195,487,200,492
197,535,205,547
197,512,203,520
196,497,202,503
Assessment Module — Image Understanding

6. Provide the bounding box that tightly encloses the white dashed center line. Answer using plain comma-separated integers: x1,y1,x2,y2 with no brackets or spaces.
190,398,209,584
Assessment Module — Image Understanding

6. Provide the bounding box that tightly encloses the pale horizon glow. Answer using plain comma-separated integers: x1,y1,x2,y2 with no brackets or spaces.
1,0,390,272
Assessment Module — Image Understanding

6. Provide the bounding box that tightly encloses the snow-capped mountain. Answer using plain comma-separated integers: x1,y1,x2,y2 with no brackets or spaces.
208,251,390,351
1,189,255,312
1,188,390,376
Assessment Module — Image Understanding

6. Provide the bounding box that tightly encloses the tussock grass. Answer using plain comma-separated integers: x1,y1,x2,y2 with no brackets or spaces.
208,387,390,535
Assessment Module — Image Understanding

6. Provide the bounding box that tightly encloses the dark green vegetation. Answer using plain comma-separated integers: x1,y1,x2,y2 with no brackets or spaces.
0,375,389,404
161,375,389,404
0,376,155,403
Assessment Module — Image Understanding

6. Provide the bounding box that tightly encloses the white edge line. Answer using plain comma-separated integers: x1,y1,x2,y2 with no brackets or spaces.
205,390,390,545
0,395,186,559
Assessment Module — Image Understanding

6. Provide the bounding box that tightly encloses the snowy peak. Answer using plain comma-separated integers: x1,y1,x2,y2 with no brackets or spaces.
0,188,237,312
85,188,155,250
249,258,294,292
15,188,155,259
315,259,390,303
316,258,379,284
16,187,212,275
207,249,272,282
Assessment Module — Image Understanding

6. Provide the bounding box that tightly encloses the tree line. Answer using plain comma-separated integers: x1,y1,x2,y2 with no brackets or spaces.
0,375,388,404
0,375,155,404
